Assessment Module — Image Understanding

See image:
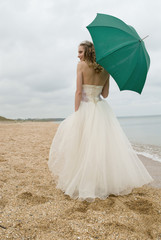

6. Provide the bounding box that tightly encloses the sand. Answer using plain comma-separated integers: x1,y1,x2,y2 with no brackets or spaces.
0,122,161,240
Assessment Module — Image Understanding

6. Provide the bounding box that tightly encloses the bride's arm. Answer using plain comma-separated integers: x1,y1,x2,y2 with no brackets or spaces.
101,73,110,98
75,62,83,111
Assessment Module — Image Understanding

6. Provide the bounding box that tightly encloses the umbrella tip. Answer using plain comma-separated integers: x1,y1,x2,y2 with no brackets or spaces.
139,35,149,42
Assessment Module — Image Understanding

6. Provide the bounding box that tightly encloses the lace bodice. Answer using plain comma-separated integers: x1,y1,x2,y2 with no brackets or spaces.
81,84,104,103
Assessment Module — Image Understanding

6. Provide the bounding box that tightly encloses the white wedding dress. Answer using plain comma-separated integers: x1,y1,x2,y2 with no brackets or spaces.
48,84,154,202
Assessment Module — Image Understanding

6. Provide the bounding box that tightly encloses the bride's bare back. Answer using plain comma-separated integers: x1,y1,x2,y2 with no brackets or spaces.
81,61,109,86
79,61,110,98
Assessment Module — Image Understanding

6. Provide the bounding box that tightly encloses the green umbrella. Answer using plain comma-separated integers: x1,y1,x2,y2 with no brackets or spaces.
86,13,150,94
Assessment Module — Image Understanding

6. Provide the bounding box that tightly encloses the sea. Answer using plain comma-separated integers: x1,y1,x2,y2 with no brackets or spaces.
54,115,161,163
118,115,161,163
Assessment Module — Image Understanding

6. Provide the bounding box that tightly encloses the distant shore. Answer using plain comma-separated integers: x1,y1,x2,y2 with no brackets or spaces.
1,114,161,122
0,116,65,122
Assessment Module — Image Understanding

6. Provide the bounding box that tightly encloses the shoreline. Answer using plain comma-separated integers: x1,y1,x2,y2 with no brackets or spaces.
135,150,161,164
138,154,161,189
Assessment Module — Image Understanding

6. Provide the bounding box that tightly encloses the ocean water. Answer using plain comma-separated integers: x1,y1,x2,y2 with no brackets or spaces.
118,115,161,163
54,115,161,163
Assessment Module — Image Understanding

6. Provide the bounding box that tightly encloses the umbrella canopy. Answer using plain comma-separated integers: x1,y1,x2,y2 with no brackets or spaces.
86,13,150,94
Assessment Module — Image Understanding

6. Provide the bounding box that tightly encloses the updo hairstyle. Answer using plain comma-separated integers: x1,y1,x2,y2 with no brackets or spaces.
79,41,103,73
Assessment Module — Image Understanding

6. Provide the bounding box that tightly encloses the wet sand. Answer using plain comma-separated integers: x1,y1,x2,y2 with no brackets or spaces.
0,122,161,240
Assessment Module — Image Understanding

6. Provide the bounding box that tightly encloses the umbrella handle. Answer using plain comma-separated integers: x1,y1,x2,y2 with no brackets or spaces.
139,35,149,42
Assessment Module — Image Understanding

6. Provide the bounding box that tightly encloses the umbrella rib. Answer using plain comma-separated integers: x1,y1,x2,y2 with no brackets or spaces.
121,47,148,94
120,54,139,92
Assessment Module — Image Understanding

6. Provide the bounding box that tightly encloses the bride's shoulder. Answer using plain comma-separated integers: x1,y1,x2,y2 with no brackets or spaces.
77,61,88,71
77,61,87,67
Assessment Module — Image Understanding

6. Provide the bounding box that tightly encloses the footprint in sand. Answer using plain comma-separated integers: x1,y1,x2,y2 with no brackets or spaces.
124,199,155,214
14,166,25,173
104,222,135,233
0,198,8,208
135,192,146,196
17,191,51,205
64,202,90,217
65,198,116,216
0,155,6,162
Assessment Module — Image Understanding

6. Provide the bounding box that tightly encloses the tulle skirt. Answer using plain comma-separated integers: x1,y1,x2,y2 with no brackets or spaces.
48,99,154,202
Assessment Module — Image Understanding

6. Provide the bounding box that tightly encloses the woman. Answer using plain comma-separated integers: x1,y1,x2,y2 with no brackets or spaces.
48,41,153,202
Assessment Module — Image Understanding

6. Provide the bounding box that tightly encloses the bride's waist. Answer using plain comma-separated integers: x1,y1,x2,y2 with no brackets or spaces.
81,94,102,103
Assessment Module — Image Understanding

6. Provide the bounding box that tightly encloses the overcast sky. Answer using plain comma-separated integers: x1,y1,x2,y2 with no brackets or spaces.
0,0,161,119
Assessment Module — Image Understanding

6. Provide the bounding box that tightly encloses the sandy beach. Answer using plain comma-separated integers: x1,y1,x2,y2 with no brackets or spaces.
0,122,161,240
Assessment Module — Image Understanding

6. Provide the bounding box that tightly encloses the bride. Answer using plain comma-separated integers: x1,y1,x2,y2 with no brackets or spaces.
48,40,154,202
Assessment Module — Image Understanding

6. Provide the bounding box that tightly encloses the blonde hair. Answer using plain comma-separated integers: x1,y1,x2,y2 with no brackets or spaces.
79,41,103,73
